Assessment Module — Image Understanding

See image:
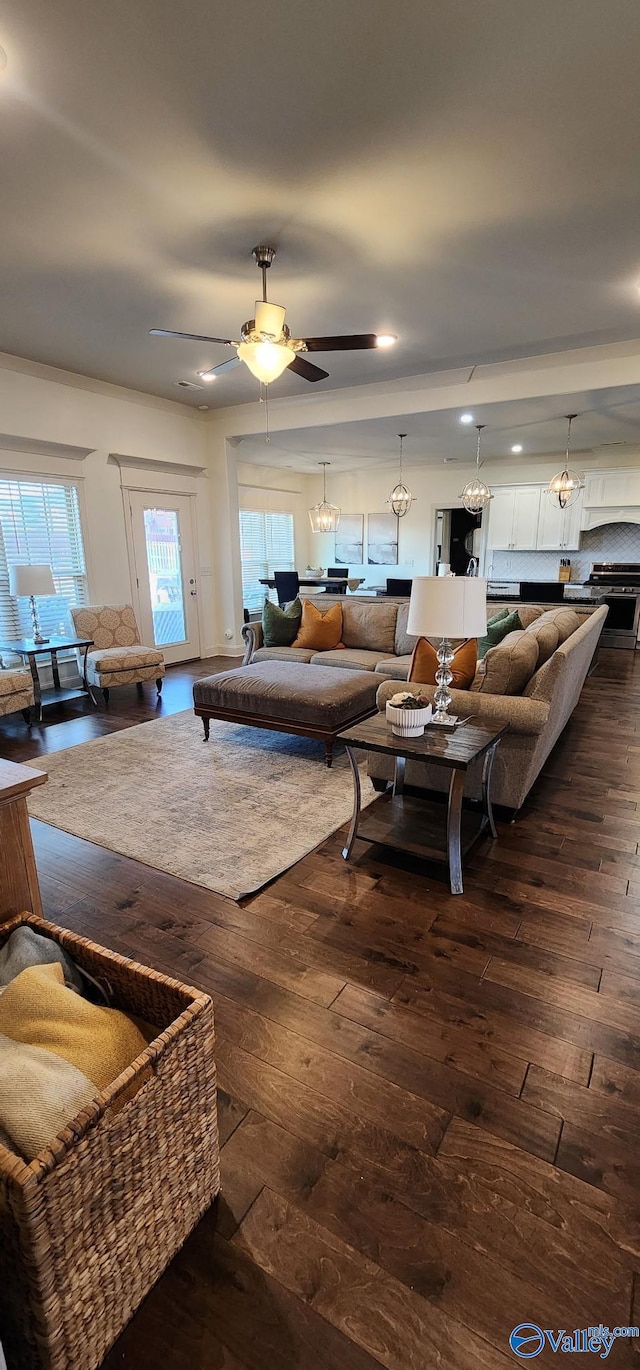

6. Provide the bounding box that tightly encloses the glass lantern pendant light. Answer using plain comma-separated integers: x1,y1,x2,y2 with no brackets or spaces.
461,424,493,514
309,461,341,534
387,432,414,518
546,414,584,509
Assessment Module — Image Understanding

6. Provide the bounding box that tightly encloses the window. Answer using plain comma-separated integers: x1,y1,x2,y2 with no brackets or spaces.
0,476,88,642
239,510,295,612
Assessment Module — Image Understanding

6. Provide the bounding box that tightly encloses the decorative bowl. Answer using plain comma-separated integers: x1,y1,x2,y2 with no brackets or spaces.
385,700,433,737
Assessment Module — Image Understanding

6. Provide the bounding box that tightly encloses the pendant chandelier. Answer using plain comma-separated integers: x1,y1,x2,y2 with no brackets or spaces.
546,414,584,509
387,432,414,518
460,424,493,514
309,461,340,534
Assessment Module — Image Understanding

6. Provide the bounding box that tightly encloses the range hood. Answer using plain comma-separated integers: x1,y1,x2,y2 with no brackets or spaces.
582,507,640,531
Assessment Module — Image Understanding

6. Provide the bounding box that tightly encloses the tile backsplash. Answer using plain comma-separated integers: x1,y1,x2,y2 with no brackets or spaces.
488,522,640,582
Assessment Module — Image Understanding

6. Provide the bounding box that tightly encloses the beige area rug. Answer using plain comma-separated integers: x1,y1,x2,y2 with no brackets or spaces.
26,711,375,900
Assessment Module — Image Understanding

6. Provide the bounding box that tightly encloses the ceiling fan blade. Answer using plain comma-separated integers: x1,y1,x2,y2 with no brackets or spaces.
149,329,235,345
301,334,379,352
289,355,329,383
199,356,242,379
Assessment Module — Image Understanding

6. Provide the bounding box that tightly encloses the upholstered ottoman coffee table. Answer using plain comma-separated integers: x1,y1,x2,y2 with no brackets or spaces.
193,661,380,766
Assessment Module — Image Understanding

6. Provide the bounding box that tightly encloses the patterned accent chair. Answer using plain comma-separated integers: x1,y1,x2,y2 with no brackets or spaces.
0,668,35,726
70,604,165,706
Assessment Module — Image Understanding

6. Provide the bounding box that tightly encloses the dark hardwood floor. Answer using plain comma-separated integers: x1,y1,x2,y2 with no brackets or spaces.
3,650,640,1368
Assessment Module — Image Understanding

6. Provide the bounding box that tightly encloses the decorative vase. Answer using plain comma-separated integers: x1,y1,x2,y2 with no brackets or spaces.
385,701,433,737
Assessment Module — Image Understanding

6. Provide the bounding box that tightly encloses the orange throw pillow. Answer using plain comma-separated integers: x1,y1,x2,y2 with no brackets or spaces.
408,637,477,689
293,600,344,650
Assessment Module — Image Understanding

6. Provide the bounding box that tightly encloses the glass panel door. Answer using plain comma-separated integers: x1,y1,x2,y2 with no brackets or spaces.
142,507,187,647
128,492,201,665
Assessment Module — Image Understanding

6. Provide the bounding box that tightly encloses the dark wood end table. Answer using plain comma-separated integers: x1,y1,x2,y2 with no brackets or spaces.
0,637,97,722
338,714,508,894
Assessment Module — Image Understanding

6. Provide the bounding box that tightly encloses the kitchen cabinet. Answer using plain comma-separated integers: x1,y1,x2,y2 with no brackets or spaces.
487,486,541,550
536,491,583,550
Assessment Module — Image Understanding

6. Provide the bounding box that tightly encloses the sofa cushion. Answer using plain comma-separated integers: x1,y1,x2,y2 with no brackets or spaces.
394,601,419,657
341,599,398,654
408,637,477,689
88,645,164,673
472,629,539,696
477,608,521,659
293,599,343,650
523,617,559,666
0,669,31,698
310,648,389,672
535,607,581,643
262,596,302,647
253,646,317,664
375,655,412,680
516,605,543,628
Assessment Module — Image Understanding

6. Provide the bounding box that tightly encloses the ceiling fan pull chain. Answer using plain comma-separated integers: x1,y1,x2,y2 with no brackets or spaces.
258,381,271,443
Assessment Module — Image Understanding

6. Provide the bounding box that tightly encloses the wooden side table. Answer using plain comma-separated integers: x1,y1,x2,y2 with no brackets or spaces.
0,637,97,721
338,714,508,894
0,758,48,924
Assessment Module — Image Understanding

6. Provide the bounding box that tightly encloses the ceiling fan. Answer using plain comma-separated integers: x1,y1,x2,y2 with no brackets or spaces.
150,246,396,386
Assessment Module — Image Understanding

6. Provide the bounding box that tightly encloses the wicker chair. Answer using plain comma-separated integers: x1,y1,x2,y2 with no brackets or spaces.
70,604,165,706
0,668,34,726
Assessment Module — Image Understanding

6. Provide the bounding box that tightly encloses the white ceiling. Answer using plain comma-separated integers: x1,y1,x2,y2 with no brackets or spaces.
236,386,640,472
2,1,640,407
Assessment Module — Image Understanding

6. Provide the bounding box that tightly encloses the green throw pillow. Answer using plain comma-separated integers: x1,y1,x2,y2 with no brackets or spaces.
477,607,521,660
263,596,302,647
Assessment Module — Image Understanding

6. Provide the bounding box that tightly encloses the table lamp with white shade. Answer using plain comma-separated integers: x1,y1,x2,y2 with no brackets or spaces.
9,564,56,644
407,576,487,726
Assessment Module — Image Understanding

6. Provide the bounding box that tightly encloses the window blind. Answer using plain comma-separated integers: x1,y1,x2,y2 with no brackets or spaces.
239,510,295,612
0,477,88,644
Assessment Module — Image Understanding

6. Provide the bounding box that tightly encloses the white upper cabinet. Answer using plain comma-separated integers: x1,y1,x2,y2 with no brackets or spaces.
487,486,541,549
536,491,583,550
511,486,542,549
485,489,515,549
583,469,640,508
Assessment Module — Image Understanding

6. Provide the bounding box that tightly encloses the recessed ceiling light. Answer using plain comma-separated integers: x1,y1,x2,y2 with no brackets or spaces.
459,413,474,424
197,371,216,382
511,443,523,453
376,334,397,348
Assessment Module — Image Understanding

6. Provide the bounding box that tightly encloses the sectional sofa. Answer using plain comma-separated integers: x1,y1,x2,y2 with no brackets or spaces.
242,594,608,812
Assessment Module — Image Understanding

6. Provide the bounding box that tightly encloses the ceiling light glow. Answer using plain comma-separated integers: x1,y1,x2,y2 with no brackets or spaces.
376,334,397,348
459,413,474,424
197,371,217,382
511,443,523,453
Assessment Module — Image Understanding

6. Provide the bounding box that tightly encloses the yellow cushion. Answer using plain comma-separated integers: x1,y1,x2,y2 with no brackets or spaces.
293,600,344,651
408,637,477,690
0,963,151,1090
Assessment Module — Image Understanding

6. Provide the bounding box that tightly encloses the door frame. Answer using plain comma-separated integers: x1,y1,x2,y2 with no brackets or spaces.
122,484,203,662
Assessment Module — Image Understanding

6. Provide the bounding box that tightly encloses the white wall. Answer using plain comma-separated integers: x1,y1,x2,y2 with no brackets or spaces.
0,364,225,654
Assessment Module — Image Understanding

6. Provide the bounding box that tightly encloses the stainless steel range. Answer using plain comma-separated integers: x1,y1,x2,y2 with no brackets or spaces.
585,562,640,648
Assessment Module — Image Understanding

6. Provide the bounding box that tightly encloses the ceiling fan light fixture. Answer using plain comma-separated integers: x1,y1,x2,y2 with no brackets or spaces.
309,462,340,534
546,414,584,509
237,339,296,384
